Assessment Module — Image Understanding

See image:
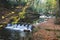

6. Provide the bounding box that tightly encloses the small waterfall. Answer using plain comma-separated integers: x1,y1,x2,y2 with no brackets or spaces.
0,23,33,40
5,23,33,32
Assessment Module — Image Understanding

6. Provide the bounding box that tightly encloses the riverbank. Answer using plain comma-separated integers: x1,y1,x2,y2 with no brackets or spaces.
33,18,60,40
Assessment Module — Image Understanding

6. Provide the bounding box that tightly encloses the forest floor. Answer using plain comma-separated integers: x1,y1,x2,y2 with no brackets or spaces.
33,18,60,40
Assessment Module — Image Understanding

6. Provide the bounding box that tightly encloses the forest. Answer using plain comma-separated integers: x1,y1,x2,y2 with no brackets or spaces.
0,0,60,40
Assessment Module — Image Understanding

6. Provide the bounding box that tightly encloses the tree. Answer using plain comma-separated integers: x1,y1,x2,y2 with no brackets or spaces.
0,0,40,27
55,0,60,24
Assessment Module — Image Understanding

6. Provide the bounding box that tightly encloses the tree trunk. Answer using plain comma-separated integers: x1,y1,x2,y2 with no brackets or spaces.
55,0,60,24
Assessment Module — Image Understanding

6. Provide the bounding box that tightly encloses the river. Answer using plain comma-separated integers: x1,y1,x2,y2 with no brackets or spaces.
0,24,33,40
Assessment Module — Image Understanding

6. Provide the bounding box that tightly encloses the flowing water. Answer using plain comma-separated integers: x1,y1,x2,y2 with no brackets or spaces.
0,24,33,40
